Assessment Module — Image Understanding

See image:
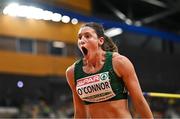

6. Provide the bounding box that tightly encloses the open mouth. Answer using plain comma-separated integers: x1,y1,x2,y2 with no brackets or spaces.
81,47,88,56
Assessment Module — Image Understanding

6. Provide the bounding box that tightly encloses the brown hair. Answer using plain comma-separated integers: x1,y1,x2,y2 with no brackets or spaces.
81,22,118,52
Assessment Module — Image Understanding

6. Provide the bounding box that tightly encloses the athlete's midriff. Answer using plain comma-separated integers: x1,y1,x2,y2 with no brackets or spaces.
85,99,132,118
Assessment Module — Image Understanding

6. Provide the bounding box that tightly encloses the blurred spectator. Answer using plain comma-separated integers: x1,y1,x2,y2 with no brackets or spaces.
165,99,180,118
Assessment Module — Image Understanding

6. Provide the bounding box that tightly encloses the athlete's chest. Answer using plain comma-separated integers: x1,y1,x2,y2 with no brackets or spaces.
82,61,105,74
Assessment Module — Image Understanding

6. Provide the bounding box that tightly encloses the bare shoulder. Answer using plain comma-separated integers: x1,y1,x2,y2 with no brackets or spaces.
112,52,133,66
112,52,135,76
66,64,75,76
66,63,75,86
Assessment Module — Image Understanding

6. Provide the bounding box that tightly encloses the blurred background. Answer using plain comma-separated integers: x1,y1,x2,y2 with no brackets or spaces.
0,0,180,118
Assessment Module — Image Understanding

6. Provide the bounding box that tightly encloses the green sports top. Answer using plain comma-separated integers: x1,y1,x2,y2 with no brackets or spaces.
74,51,128,105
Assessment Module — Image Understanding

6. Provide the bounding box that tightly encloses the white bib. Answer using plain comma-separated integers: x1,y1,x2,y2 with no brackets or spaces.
76,72,116,102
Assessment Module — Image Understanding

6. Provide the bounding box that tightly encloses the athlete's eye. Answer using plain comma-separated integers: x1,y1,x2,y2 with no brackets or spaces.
85,34,90,39
78,35,82,40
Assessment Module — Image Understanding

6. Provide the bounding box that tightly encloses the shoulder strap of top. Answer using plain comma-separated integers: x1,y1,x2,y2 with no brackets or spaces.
74,59,83,84
105,51,113,70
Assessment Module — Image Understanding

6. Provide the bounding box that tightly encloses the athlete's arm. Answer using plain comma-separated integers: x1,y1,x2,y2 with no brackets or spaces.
66,65,87,118
113,53,153,118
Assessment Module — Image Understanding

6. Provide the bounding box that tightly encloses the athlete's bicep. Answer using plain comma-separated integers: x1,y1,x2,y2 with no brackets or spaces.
66,65,86,118
113,55,144,101
113,54,153,117
121,61,144,101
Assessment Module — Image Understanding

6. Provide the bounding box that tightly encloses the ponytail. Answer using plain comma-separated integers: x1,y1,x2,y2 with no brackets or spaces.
102,35,118,52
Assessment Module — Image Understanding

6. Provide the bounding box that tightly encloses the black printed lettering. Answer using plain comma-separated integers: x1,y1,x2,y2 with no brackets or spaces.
87,86,92,93
77,89,82,95
105,82,110,88
77,81,112,95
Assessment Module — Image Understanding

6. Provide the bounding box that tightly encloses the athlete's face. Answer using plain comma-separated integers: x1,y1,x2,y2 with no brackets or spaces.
77,26,104,56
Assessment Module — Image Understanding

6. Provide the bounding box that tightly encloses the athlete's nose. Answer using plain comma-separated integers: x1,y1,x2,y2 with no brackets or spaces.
79,40,85,46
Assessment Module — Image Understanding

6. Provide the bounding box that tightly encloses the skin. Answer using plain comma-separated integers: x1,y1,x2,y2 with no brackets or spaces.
66,26,153,118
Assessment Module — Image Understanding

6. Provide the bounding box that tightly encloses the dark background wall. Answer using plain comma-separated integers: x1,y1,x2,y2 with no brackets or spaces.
120,45,180,93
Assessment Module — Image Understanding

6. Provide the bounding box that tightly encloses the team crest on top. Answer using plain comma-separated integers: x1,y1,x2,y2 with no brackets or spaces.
100,72,109,80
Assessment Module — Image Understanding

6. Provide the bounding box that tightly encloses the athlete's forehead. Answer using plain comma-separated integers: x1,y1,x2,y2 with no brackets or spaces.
78,26,96,36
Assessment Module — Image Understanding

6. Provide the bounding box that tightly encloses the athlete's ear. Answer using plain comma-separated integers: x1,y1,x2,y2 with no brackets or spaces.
98,37,104,46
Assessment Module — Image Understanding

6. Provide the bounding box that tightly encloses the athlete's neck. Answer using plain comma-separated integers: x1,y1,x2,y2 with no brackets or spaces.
83,49,105,68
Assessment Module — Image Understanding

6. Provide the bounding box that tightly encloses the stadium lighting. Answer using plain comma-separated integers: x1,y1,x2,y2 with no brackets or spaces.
51,13,62,22
3,3,78,24
105,28,123,37
71,18,78,24
3,3,19,16
61,15,70,23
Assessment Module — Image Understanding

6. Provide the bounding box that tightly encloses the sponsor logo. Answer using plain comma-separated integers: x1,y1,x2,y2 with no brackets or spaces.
100,72,109,80
77,74,100,87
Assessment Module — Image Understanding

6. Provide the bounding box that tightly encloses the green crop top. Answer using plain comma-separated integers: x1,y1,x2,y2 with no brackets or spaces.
74,51,128,105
